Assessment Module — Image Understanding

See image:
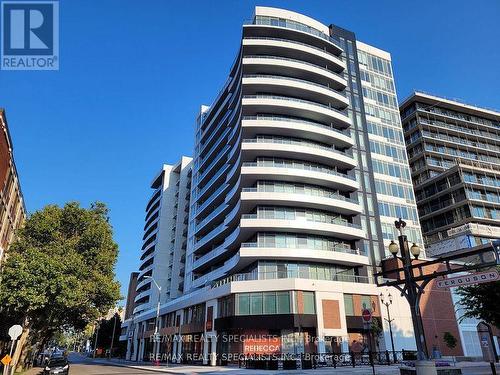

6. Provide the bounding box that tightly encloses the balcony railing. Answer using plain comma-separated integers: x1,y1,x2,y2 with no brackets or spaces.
243,94,349,119
243,55,345,82
212,270,373,289
243,17,342,49
243,74,346,98
241,212,362,229
241,186,358,204
242,161,356,181
240,241,365,255
242,138,351,159
243,36,343,61
242,115,350,137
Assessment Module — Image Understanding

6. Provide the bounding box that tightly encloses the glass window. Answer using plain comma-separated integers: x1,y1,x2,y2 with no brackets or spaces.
344,294,354,316
263,292,276,314
277,291,291,314
303,292,316,314
237,294,250,315
250,293,263,315
361,295,372,310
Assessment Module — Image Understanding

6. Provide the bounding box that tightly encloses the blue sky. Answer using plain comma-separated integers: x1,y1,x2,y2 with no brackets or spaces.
1,0,499,302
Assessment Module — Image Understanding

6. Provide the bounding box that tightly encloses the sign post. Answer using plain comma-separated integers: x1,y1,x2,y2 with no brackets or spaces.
361,308,375,375
2,325,22,375
477,322,498,375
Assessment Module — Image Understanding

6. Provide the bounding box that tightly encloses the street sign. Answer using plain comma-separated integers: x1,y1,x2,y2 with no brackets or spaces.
477,322,497,363
436,269,499,289
362,308,372,323
1,355,11,366
8,325,22,340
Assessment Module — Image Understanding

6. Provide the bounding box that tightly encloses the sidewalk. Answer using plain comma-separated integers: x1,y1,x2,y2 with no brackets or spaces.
20,355,500,375
88,357,500,375
89,357,403,374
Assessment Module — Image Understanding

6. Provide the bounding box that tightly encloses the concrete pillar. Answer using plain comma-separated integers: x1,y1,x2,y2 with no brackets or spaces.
139,339,145,361
341,339,349,353
415,360,438,375
176,334,183,363
317,337,326,354
126,338,132,361
202,337,209,365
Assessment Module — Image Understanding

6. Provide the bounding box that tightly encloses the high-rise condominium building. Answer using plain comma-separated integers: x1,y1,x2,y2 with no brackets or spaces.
122,7,432,364
133,157,192,317
0,109,26,265
400,92,500,256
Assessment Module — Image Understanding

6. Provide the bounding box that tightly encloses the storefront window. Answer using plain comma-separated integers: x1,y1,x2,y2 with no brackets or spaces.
277,291,291,314
303,292,315,314
250,293,263,315
263,292,276,314
344,294,354,316
237,294,250,315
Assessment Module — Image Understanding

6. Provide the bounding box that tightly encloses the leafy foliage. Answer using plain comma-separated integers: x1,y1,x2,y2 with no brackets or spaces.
95,312,122,349
0,202,121,334
443,331,457,349
456,267,500,327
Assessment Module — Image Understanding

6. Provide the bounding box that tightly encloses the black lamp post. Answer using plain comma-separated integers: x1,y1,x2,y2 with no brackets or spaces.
380,291,396,363
387,218,428,361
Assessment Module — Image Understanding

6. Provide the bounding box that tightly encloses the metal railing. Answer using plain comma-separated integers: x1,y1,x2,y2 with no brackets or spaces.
242,161,356,181
241,186,358,204
243,54,345,81
240,213,361,229
242,137,351,158
242,115,350,137
243,94,349,118
239,350,417,369
212,270,373,289
240,241,364,255
243,36,343,60
243,17,342,49
243,74,347,98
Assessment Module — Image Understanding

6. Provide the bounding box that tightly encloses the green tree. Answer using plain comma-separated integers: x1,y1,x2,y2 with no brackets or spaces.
95,312,123,357
0,202,121,371
456,267,500,327
370,318,383,350
443,331,457,350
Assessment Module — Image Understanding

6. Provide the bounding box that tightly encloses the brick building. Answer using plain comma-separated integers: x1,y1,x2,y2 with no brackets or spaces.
0,108,26,265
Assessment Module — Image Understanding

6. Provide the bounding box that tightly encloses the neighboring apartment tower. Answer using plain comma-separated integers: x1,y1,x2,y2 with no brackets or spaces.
133,157,192,316
124,272,139,321
400,92,500,255
0,109,26,265
123,7,427,364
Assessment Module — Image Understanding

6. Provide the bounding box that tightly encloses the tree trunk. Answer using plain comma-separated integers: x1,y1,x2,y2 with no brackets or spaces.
10,317,30,373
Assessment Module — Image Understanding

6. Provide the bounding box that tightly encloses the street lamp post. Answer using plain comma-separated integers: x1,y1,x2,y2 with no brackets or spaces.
380,292,396,363
375,220,500,375
387,218,428,362
145,276,162,362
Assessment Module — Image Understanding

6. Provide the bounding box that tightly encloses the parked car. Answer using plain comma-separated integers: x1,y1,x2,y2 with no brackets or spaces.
44,356,69,374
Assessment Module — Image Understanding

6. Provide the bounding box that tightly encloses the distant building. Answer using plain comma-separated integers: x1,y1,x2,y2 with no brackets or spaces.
0,109,26,265
132,157,193,317
400,92,500,356
124,272,139,321
400,92,500,255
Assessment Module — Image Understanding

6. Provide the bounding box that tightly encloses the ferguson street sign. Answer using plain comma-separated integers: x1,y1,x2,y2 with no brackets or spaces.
436,269,499,289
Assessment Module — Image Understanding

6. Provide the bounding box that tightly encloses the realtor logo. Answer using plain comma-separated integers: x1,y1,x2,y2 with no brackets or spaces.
1,1,59,70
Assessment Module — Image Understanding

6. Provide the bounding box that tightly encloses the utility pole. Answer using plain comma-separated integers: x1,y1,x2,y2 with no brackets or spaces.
380,292,396,363
145,276,162,361
109,314,118,358
93,322,100,359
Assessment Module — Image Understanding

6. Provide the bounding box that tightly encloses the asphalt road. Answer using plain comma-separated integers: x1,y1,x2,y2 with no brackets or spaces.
25,355,161,375
22,354,500,375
